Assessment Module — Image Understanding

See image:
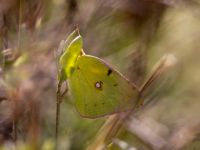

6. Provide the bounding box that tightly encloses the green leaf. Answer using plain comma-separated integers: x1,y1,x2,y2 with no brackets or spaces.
59,35,83,80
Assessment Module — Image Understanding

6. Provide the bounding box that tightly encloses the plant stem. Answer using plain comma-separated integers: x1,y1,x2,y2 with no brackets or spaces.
13,119,17,142
55,80,68,149
55,80,62,148
18,0,22,51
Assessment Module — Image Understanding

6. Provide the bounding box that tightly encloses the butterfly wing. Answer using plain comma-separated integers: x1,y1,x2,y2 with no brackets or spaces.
69,55,139,118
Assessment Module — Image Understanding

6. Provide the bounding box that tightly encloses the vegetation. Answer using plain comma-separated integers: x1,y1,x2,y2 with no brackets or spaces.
0,0,200,150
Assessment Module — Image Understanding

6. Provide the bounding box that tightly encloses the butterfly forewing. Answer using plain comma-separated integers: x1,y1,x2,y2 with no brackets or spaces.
69,55,139,118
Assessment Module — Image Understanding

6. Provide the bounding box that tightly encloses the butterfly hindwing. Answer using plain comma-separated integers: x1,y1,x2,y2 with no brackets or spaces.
69,55,139,118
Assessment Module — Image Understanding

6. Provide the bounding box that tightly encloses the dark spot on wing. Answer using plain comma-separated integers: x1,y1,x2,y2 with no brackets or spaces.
94,103,97,107
113,83,118,87
77,66,80,70
107,69,112,76
102,102,105,105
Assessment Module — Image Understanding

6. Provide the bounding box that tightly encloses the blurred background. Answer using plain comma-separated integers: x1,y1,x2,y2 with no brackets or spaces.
0,0,200,149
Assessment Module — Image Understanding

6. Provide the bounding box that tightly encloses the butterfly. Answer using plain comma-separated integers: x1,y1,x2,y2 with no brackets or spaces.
59,30,175,118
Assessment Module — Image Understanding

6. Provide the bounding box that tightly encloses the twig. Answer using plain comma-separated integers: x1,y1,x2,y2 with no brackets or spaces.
12,0,22,141
18,0,22,51
55,80,61,141
55,80,68,149
13,119,17,142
